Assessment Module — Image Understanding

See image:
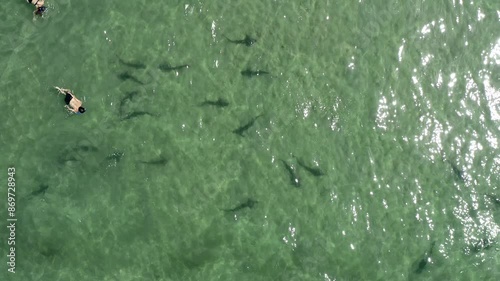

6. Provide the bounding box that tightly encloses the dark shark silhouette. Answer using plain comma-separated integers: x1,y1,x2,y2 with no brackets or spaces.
25,184,49,200
200,98,229,107
294,156,325,177
121,111,155,121
470,237,493,253
140,156,168,165
224,34,256,47
281,160,300,187
223,198,258,212
232,114,262,136
448,161,465,182
117,56,146,69
159,63,189,72
241,69,269,77
486,194,500,207
76,145,98,153
29,184,49,197
118,72,144,85
415,241,435,274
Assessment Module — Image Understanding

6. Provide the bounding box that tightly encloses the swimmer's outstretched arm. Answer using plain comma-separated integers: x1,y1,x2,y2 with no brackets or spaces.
54,86,72,95
54,86,65,93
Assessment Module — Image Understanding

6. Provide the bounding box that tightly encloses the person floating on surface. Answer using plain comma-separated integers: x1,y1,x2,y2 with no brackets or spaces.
54,86,86,114
27,0,47,16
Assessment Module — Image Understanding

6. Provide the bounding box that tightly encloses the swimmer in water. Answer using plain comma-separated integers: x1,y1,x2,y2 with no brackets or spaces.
27,0,47,16
54,86,86,114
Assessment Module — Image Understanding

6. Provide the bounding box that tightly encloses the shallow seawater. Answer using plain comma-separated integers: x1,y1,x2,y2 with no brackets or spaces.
0,0,499,280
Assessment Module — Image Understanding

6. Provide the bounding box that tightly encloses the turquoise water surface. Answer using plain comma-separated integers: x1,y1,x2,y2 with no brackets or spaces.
1,0,500,280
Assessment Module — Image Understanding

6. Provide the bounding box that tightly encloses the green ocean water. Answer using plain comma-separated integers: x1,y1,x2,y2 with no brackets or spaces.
1,0,500,280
